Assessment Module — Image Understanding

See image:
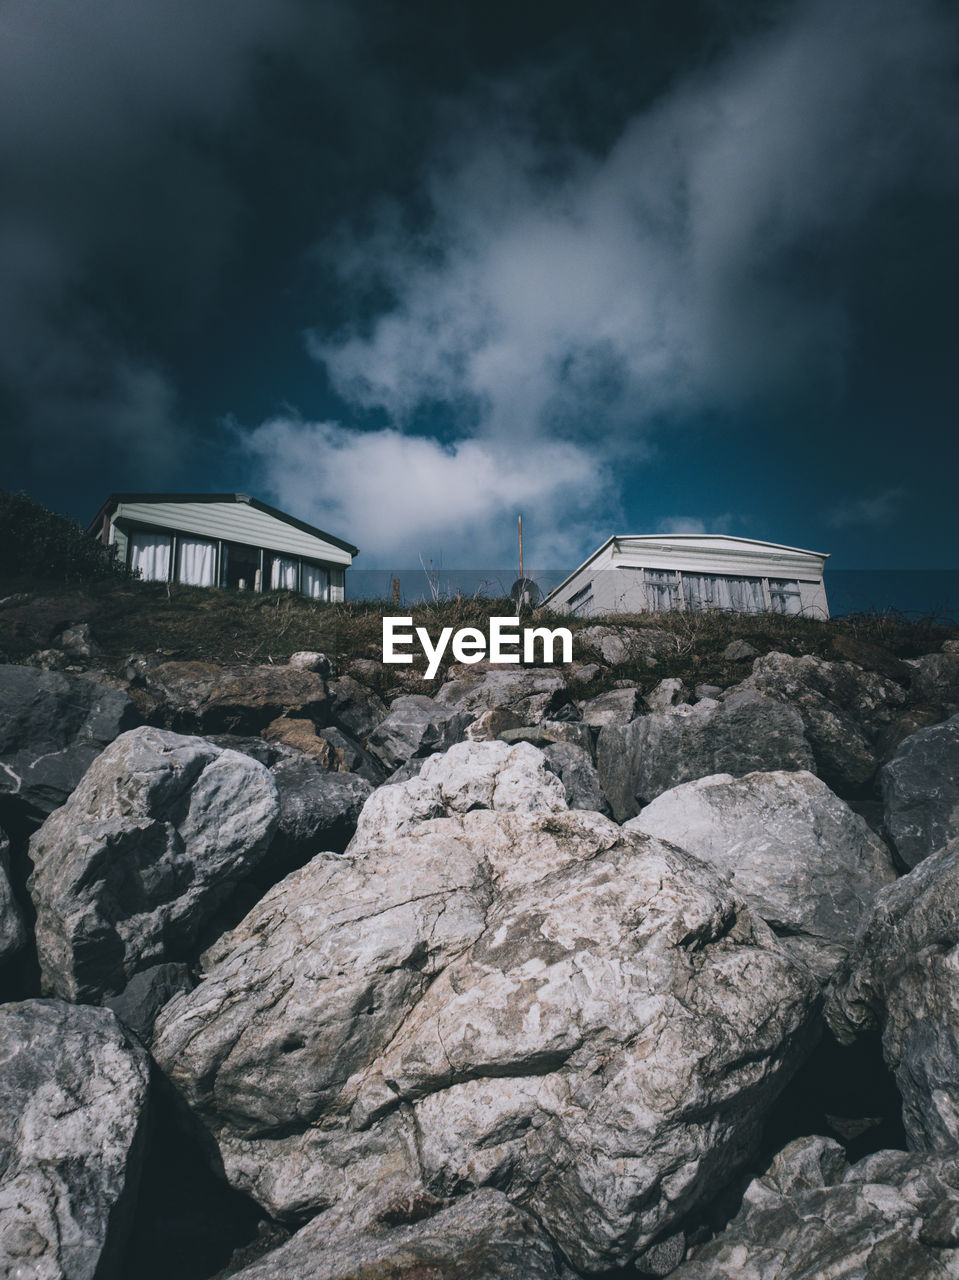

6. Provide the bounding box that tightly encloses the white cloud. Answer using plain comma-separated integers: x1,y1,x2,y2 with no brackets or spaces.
826,488,906,529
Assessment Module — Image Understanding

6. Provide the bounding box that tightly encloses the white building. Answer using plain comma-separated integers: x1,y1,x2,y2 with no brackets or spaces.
88,493,357,601
544,534,829,618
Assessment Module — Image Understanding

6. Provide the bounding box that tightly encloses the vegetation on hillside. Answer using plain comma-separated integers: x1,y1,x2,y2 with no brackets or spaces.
0,490,127,583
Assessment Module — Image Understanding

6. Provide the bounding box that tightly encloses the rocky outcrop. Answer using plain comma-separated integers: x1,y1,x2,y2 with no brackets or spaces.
142,661,331,735
366,694,474,771
225,1188,566,1280
597,694,813,822
880,713,959,868
578,626,676,667
27,726,280,1002
0,826,26,963
0,664,139,823
827,836,959,1153
673,1136,959,1279
152,795,818,1273
0,1000,150,1280
626,770,896,980
543,741,610,815
434,666,575,723
730,652,909,796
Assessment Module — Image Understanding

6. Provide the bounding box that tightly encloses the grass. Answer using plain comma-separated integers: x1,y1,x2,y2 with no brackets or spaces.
0,573,954,695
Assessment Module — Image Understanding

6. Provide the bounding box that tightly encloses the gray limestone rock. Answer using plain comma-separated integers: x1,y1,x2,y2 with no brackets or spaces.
543,741,610,815
270,754,373,858
142,661,331,735
153,802,818,1273
597,695,813,822
326,675,388,743
722,640,758,662
315,725,387,785
827,836,959,1153
578,687,645,728
645,678,690,713
0,1000,150,1280
0,826,26,963
880,713,959,869
907,652,959,714
0,664,139,823
626,770,897,980
578,626,676,667
366,695,474,771
434,667,574,724
672,1137,959,1280
104,962,196,1042
27,726,280,1002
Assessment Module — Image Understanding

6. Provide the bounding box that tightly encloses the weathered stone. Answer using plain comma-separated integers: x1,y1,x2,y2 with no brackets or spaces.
287,651,334,675
497,721,594,754
0,664,139,823
543,741,610,815
143,661,331,735
694,684,722,700
875,701,947,764
880,714,959,868
270,754,373,859
434,667,574,724
464,706,526,741
27,726,280,1002
907,652,959,713
223,1188,565,1280
672,1137,959,1280
153,804,818,1272
569,662,605,685
350,740,568,850
626,770,896,980
578,626,677,667
104,962,196,1042
578,687,645,728
263,716,333,765
597,696,813,822
0,826,26,963
944,640,959,655
827,635,914,685
723,640,758,662
315,726,387,785
326,675,388,742
645,678,689,713
57,622,99,659
730,652,909,796
366,695,473,771
0,1000,150,1280
827,836,959,1153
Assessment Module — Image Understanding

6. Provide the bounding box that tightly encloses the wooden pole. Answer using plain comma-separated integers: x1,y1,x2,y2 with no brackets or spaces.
518,514,523,582
392,577,400,608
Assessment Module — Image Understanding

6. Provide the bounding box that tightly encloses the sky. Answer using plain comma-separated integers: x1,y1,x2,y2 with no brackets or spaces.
1,0,957,571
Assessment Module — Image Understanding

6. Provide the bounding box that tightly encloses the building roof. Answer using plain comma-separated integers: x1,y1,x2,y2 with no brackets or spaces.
544,533,829,603
88,492,359,557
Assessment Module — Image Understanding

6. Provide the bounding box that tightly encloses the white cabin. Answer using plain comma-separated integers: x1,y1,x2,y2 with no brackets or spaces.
544,534,829,619
88,493,357,601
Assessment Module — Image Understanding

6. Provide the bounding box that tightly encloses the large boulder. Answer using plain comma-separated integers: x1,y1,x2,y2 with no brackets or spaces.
0,664,139,823
543,741,610,816
366,695,474,772
326,675,389,743
880,714,959,869
0,1000,150,1280
907,652,959,714
596,694,813,822
434,666,575,724
626,771,897,980
730,652,909,796
224,1188,565,1280
348,739,567,850
27,726,280,1002
142,661,331,735
673,1136,959,1280
152,803,818,1273
827,836,959,1153
270,754,373,858
578,687,645,728
0,826,26,963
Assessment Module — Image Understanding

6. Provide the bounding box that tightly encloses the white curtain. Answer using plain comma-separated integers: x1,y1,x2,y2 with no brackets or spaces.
177,538,216,587
271,557,298,590
301,563,329,600
769,579,802,615
129,531,172,582
644,569,681,610
660,572,766,613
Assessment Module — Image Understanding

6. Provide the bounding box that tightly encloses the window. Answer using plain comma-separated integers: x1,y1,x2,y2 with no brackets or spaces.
567,584,594,616
301,563,329,599
644,569,681,610
270,556,298,591
769,579,802,615
222,542,259,590
129,530,172,582
176,537,216,587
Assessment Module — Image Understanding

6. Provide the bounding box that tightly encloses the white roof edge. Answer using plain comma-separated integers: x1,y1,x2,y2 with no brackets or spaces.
543,533,829,604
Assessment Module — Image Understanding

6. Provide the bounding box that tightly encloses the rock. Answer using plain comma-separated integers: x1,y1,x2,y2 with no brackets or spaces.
543,741,610,815
637,1231,687,1277
347,657,383,682
104,962,196,1042
730,652,909,797
326,675,388,742
944,639,959,655
827,635,914,685
597,696,814,822
578,626,676,667
671,1137,959,1280
465,706,527,741
263,716,333,765
569,662,605,685
645,678,689,713
874,701,947,763
826,836,959,1152
349,740,568,850
223,1188,565,1280
287,651,334,675
578,687,645,728
315,726,387,785
143,661,331,735
0,827,26,963
723,640,759,662
27,726,280,1002
152,808,818,1271
57,622,99,659
626,771,896,980
270,754,373,859
0,1000,150,1280
497,721,594,755
0,664,139,823
366,695,473,771
907,652,959,713
880,714,959,868
434,667,574,724
695,684,722,700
